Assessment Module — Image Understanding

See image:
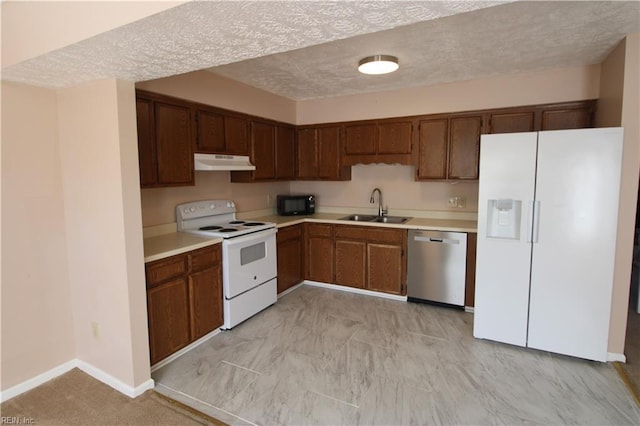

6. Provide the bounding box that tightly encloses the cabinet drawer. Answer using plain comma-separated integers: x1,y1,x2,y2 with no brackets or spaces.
188,245,221,272
306,223,333,237
367,228,405,244
335,225,368,240
277,224,302,241
146,255,187,287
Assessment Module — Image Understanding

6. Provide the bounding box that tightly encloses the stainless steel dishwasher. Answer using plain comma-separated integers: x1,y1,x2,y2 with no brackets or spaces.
407,229,467,308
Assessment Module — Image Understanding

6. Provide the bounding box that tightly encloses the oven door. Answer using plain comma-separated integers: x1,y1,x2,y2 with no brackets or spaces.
222,228,277,299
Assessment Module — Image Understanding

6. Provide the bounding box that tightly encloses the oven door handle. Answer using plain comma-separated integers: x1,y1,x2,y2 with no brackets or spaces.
222,227,277,247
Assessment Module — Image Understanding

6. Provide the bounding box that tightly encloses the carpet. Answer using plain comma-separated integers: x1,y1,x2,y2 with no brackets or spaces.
0,368,226,425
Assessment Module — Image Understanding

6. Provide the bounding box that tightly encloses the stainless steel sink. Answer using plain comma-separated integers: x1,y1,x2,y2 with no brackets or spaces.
339,214,411,224
340,214,377,222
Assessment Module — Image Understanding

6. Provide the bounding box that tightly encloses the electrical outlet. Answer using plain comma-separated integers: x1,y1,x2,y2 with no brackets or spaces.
457,196,466,208
91,321,100,338
448,197,458,207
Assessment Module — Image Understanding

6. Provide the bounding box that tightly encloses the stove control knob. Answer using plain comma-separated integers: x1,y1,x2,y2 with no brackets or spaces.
209,204,216,209
183,208,189,214
190,207,196,212
227,201,234,208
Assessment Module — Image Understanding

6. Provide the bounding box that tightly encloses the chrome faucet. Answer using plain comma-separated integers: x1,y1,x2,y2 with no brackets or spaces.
370,187,387,217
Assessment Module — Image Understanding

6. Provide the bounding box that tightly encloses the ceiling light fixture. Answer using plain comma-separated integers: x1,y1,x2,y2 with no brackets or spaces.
358,55,399,75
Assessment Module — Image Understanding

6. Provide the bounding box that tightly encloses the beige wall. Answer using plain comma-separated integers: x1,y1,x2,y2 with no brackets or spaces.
596,40,626,128
1,82,76,390
1,1,186,68
297,65,601,124
607,34,640,355
136,71,297,124
57,79,149,389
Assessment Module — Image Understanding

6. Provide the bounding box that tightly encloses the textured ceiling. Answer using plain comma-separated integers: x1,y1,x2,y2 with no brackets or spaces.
209,1,640,100
1,0,504,89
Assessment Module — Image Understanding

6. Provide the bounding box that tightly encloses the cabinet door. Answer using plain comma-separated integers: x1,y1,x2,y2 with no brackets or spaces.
318,126,342,179
465,233,477,308
189,267,223,340
541,108,592,131
251,121,276,180
277,226,303,293
344,123,376,155
225,116,250,155
367,243,404,295
448,116,481,180
147,279,190,365
489,112,534,134
335,239,366,289
378,121,412,154
276,125,296,180
136,97,158,186
296,128,318,179
155,101,194,185
306,233,334,283
417,119,448,180
196,109,225,153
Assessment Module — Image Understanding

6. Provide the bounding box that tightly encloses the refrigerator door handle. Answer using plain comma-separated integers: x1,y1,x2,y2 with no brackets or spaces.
526,201,535,243
532,201,541,243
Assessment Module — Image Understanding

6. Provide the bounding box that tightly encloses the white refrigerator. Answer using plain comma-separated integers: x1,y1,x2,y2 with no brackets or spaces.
473,127,623,362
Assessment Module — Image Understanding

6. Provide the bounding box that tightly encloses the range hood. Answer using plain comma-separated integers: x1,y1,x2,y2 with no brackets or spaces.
193,153,256,171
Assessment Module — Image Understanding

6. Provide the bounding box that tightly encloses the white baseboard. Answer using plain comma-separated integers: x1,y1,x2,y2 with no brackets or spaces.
76,359,154,398
151,327,221,373
0,359,77,403
304,280,408,302
607,352,627,363
1,358,155,403
277,282,305,298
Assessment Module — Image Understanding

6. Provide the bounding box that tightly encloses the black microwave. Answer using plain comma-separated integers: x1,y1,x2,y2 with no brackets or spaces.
277,194,315,216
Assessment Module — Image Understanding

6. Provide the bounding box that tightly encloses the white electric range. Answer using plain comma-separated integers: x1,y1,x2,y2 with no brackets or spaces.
176,200,277,329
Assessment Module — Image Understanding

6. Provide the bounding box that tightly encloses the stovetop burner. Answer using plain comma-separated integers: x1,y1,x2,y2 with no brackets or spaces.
229,220,245,225
219,228,237,233
244,222,265,226
200,225,223,231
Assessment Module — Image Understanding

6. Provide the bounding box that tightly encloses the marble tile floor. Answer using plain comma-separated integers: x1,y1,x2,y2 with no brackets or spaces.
153,284,640,425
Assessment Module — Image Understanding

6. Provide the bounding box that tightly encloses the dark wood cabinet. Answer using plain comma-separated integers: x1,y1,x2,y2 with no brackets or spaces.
540,105,593,130
195,108,250,155
488,111,535,134
296,125,351,181
487,100,595,134
417,115,481,181
251,121,276,180
305,223,335,283
465,233,477,308
276,125,296,180
145,244,222,365
333,225,406,295
343,119,413,165
136,91,194,188
277,224,303,294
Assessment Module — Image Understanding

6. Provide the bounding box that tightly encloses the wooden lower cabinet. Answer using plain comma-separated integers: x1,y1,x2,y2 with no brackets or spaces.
146,244,222,365
305,223,335,283
332,225,407,295
465,233,477,308
276,224,304,293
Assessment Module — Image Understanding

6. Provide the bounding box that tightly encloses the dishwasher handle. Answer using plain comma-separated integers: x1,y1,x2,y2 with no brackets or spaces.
413,235,460,245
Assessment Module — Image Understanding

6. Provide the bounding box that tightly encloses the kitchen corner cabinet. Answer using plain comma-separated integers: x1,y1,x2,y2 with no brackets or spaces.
487,100,596,134
195,106,250,155
145,244,222,365
276,224,304,293
464,233,477,308
343,119,413,166
305,223,335,283
334,225,406,295
417,115,482,181
136,91,194,188
296,125,351,181
231,121,297,182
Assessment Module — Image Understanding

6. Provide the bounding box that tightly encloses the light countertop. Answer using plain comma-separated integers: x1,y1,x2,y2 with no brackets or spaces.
144,232,222,263
249,213,478,233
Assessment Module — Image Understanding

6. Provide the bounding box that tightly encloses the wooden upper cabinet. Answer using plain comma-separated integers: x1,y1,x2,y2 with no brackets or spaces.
541,107,593,130
343,120,413,165
276,125,296,180
345,124,377,155
449,116,482,180
250,121,276,180
378,121,412,154
417,118,448,180
489,111,535,134
295,125,350,181
416,115,481,181
195,107,249,155
136,97,157,186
